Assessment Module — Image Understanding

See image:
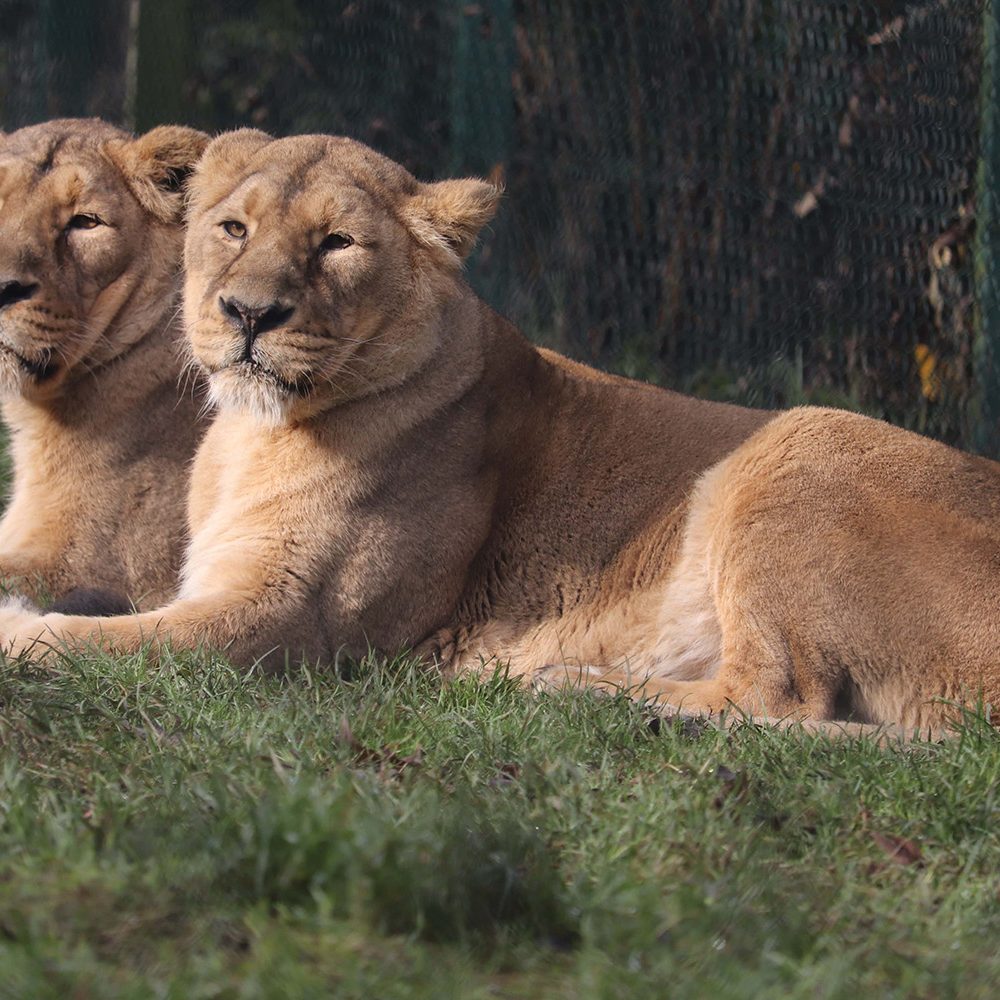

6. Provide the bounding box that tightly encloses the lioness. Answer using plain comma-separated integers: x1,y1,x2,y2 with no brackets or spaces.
0,119,208,610
4,129,1000,734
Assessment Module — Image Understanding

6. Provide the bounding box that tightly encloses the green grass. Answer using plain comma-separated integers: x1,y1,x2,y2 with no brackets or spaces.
2,648,1000,998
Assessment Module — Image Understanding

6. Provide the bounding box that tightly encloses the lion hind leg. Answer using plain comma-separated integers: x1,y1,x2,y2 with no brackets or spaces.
532,663,921,743
535,665,802,717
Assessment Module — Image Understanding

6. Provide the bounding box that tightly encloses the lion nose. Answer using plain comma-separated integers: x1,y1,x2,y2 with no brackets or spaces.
0,279,38,311
219,296,294,353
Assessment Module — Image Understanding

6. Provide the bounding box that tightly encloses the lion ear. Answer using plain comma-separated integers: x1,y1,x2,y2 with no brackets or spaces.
107,125,210,223
404,178,502,263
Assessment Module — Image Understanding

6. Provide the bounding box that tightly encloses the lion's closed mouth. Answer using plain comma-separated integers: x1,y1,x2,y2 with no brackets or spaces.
228,359,309,396
0,343,60,382
17,354,60,382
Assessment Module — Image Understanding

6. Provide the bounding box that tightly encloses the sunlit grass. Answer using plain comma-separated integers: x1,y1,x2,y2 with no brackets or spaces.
2,647,1000,997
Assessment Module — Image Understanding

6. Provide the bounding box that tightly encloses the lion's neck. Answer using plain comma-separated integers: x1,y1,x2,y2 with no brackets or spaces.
276,288,492,455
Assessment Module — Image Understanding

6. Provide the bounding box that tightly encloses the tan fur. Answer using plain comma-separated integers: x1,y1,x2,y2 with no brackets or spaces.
0,120,208,607
5,131,1000,735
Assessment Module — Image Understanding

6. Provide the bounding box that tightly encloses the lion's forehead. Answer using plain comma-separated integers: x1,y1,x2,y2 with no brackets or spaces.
202,168,383,231
2,117,123,146
254,134,415,188
0,159,35,198
0,159,122,221
197,134,415,214
1,125,119,175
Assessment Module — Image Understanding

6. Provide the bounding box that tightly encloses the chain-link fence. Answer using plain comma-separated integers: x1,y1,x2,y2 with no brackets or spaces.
3,0,998,453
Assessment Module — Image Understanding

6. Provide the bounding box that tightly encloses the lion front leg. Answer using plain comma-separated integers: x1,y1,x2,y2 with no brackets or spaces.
0,594,255,665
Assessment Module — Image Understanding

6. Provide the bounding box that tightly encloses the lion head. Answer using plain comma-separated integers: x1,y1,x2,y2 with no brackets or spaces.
0,119,208,401
183,130,501,424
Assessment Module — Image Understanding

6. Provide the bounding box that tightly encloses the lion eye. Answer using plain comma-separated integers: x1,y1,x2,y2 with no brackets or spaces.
320,232,353,252
67,213,103,230
221,220,247,240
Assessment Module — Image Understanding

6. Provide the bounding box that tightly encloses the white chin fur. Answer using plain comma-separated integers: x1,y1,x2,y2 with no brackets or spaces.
207,374,294,427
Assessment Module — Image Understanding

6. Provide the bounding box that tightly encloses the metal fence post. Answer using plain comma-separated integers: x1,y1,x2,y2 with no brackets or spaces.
448,0,514,309
133,0,193,131
449,0,513,178
975,0,1000,455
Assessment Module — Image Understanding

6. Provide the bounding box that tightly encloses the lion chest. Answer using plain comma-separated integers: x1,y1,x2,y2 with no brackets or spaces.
179,422,347,601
